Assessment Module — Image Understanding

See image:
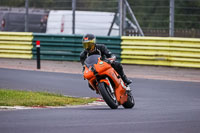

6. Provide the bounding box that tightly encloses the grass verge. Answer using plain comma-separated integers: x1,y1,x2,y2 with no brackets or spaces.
0,89,96,107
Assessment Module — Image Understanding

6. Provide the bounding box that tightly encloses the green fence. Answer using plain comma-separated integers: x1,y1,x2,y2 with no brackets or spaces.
33,33,121,61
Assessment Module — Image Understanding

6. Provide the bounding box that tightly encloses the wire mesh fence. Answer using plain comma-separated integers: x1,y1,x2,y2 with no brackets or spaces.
128,0,200,37
0,0,200,37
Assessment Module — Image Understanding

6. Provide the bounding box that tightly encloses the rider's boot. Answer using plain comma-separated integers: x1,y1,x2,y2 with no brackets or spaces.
121,75,132,86
121,75,132,94
111,61,132,86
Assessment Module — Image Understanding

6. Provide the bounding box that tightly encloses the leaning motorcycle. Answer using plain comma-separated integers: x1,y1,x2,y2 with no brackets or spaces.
83,55,135,109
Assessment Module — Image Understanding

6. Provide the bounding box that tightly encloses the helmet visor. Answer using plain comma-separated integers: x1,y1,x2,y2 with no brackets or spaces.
83,42,95,51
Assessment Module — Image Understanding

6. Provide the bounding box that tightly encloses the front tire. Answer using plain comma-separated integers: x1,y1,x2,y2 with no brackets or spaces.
98,82,118,109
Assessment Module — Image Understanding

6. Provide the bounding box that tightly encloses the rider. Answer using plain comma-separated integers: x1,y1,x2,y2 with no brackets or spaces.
80,33,132,86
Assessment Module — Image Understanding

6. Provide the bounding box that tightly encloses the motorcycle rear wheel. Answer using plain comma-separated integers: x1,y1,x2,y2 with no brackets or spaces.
122,91,135,109
98,82,118,109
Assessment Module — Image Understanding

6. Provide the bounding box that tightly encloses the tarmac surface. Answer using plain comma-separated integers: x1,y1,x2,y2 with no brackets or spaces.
0,58,200,82
0,67,200,133
1,58,200,133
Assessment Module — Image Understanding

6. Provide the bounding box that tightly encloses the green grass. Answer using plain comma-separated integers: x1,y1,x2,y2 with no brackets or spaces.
0,89,96,107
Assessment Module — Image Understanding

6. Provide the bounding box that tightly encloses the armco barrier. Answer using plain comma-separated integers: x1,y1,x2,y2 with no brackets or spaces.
33,33,121,61
0,32,33,59
121,36,200,68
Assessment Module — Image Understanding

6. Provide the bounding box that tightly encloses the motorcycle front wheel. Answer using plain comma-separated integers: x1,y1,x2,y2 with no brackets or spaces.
98,82,118,109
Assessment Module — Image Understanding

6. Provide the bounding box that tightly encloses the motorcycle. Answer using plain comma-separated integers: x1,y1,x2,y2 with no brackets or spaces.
83,55,135,109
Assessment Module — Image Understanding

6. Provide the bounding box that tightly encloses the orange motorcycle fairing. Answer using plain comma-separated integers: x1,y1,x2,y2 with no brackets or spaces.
115,85,128,105
83,55,130,107
99,79,110,86
100,78,128,105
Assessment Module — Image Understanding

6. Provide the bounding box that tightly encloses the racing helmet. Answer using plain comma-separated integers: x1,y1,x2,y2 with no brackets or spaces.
82,34,96,52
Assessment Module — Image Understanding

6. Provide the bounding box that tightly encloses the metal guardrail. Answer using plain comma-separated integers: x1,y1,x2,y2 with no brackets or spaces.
32,34,83,61
0,32,33,59
121,36,200,68
32,33,121,61
0,32,121,61
1,32,200,68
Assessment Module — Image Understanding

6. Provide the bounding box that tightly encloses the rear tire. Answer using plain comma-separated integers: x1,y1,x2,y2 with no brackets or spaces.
122,92,135,109
98,82,118,109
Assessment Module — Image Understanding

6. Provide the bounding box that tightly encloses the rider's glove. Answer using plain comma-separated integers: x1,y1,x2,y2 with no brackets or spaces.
107,55,116,64
104,59,112,64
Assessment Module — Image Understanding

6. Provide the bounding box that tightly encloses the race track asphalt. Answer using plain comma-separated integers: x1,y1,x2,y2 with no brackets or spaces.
0,68,200,133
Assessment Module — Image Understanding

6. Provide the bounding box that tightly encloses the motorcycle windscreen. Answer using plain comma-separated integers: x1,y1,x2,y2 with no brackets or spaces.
84,55,101,68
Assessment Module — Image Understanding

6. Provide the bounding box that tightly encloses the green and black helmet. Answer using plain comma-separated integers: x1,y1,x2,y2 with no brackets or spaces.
82,34,96,52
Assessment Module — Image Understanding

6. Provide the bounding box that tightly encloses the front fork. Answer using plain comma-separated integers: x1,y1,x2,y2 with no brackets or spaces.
99,78,116,101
